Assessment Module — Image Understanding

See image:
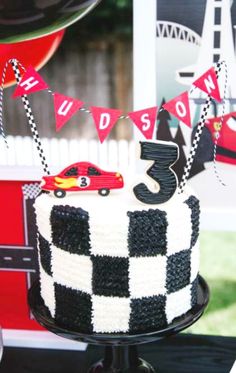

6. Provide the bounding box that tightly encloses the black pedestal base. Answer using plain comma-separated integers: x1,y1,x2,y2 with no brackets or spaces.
89,346,155,372
28,276,209,373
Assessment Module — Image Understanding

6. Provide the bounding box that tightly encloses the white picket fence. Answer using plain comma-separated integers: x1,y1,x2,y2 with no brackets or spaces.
0,136,136,176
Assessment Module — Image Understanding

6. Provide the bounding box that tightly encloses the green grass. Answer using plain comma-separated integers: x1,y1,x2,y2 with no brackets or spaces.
186,231,236,336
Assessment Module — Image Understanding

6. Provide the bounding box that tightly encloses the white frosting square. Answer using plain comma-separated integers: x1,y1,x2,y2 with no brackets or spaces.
165,285,191,324
39,265,55,317
129,256,167,298
190,241,200,282
166,203,192,256
34,201,52,242
92,295,130,333
51,246,92,294
89,210,129,257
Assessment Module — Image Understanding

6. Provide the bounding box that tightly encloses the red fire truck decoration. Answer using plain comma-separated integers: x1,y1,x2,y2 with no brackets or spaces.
41,162,124,198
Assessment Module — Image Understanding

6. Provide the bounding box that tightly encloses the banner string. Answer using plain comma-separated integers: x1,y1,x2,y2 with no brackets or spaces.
178,60,226,193
75,106,129,120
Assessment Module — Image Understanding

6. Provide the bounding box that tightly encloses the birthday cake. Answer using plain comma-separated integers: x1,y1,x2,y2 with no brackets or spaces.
34,165,200,334
0,59,225,336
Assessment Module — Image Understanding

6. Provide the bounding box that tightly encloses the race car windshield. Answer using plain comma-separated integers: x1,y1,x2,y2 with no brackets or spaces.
64,167,78,176
88,167,101,176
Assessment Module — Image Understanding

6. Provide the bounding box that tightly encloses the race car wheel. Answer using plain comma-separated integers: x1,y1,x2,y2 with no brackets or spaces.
54,189,66,198
98,188,110,196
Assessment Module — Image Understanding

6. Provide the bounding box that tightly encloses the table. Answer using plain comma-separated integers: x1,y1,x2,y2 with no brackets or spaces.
1,334,235,373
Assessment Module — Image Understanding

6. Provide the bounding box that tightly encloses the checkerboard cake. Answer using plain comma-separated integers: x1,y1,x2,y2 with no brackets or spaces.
34,189,200,334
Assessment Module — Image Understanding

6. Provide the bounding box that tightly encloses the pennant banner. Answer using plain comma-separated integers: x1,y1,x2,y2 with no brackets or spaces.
128,107,158,139
163,91,191,128
13,66,48,97
91,106,122,143
54,92,84,132
8,61,226,143
193,67,221,102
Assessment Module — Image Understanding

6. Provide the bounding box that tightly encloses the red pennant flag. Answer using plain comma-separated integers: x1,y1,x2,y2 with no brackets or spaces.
91,106,122,143
128,107,158,139
193,67,221,102
13,66,48,97
163,91,191,128
54,92,84,132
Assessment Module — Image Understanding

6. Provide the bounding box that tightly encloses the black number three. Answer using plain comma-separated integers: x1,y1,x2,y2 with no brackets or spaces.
80,177,88,187
133,141,179,204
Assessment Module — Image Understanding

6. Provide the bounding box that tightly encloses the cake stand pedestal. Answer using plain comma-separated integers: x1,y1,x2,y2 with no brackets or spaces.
28,276,209,373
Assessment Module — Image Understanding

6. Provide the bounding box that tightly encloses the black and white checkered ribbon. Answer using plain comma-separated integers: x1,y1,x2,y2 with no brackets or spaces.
212,61,228,187
10,59,50,175
178,61,226,193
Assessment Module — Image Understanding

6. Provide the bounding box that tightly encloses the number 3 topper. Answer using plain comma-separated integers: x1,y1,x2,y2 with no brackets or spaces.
133,141,179,205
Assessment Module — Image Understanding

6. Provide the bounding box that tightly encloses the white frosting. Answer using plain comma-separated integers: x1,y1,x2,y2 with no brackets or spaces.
35,186,194,215
34,201,52,242
129,256,167,298
165,284,192,324
92,295,130,333
35,187,194,255
51,246,93,294
166,203,192,256
89,209,129,258
39,264,55,317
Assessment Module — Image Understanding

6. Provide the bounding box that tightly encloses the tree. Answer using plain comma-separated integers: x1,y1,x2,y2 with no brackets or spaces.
65,0,132,40
156,98,173,141
173,124,187,182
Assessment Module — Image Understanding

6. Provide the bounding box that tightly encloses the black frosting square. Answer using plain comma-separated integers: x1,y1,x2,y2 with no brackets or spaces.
92,255,129,297
166,250,191,294
55,283,92,333
130,295,167,333
38,233,52,276
127,209,167,257
50,205,91,255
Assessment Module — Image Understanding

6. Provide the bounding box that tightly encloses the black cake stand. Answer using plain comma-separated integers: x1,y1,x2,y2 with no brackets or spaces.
28,276,209,373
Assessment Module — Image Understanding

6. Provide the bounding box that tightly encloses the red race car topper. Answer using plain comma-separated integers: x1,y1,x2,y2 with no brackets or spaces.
40,162,124,198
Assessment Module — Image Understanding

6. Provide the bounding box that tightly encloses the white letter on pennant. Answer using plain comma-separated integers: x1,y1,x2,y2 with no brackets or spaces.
20,77,39,91
175,101,187,118
141,113,151,131
57,101,73,116
204,74,216,94
99,113,111,130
